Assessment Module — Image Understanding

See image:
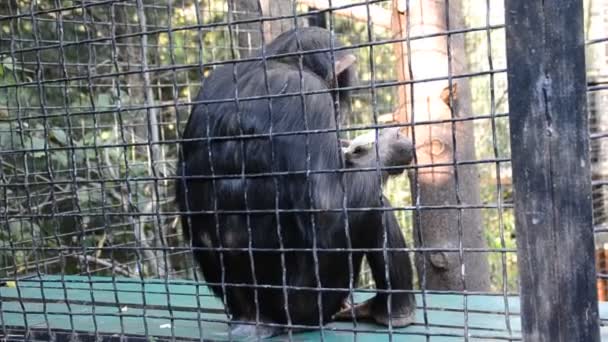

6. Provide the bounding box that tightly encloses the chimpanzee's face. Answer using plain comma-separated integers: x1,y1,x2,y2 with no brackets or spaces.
342,127,414,174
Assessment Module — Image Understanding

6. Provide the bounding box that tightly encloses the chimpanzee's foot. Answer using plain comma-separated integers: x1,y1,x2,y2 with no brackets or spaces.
230,321,281,340
332,297,371,322
332,296,416,328
371,301,416,327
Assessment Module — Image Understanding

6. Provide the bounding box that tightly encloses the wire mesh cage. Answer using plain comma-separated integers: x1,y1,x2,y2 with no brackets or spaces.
0,0,606,341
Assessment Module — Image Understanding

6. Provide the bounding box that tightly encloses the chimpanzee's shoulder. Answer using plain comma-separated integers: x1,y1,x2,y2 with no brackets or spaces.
262,61,329,89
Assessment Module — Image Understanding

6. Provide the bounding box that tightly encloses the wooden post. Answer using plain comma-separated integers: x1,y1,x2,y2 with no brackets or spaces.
603,247,608,301
505,0,600,340
596,248,606,301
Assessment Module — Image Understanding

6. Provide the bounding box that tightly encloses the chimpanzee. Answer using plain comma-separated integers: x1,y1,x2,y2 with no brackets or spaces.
176,27,416,338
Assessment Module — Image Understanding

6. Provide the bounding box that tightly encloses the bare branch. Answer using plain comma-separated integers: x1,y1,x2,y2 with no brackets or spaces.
71,254,133,277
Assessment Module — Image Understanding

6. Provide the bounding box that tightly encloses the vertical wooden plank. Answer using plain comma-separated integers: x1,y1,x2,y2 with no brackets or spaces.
504,0,600,341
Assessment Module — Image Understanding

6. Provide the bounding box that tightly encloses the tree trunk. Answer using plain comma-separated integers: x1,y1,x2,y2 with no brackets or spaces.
114,3,165,277
228,0,308,57
228,0,264,56
391,0,490,291
259,0,302,41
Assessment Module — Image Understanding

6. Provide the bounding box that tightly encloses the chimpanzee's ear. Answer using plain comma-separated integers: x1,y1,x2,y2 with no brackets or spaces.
335,54,356,76
440,83,458,107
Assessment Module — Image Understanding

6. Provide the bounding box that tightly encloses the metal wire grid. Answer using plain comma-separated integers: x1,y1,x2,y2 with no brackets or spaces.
8,0,507,340
0,0,598,340
588,0,608,333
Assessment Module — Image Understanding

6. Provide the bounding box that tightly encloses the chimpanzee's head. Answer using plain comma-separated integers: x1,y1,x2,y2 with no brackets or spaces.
342,127,414,176
262,27,357,106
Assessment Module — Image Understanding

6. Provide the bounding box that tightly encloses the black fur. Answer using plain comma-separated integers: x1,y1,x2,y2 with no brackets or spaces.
176,27,415,338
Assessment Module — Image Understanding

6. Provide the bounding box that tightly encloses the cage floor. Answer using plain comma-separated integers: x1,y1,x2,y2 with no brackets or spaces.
0,275,603,341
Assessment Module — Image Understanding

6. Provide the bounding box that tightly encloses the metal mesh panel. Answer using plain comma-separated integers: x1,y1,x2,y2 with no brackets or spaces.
0,0,603,340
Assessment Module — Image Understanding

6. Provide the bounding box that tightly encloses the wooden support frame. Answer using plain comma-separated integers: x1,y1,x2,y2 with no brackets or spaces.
505,0,600,340
298,0,392,28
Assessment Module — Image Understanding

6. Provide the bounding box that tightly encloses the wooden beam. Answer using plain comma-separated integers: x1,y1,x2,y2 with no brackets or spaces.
377,112,394,123
297,0,392,28
505,0,600,340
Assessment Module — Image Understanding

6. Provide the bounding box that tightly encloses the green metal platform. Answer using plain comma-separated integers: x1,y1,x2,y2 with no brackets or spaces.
0,275,604,341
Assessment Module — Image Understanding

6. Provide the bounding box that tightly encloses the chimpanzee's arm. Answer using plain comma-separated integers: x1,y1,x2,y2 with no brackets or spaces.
332,198,416,327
